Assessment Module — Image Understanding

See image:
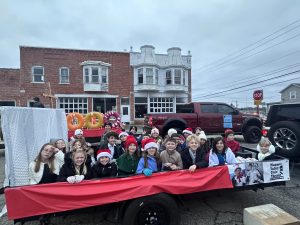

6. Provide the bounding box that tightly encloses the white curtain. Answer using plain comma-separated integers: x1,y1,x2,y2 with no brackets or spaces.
1,107,67,187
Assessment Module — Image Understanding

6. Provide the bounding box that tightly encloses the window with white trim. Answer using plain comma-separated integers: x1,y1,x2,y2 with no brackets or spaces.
150,97,174,113
59,67,69,84
174,69,181,84
290,91,296,99
83,66,108,84
138,68,143,84
146,68,153,84
155,69,158,84
166,70,172,85
58,97,88,114
183,70,186,85
32,66,44,82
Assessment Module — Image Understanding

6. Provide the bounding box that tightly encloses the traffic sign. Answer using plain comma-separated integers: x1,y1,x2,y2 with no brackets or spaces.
253,90,263,100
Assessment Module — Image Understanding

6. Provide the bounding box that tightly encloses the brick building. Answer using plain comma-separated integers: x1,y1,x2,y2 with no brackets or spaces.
0,45,191,123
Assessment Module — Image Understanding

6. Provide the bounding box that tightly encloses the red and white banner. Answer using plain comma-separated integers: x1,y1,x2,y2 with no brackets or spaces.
5,166,232,220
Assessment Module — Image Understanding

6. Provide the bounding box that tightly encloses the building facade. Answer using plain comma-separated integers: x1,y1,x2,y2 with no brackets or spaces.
130,45,191,120
0,45,192,123
279,83,300,104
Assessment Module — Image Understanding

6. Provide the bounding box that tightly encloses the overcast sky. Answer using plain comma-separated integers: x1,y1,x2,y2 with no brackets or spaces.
1,0,300,107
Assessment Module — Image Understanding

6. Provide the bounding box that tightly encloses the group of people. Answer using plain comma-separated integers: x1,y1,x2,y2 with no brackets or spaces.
29,123,276,185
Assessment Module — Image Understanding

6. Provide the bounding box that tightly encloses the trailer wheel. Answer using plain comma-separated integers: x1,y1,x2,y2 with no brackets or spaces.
122,193,179,225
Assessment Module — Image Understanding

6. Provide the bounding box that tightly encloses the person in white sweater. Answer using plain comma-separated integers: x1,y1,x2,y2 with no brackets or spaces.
209,137,237,167
29,143,64,184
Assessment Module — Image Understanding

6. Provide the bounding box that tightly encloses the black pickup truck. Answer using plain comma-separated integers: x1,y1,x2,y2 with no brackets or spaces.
265,103,300,158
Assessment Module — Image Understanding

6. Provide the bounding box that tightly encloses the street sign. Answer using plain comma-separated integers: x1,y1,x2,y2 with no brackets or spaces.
253,90,263,100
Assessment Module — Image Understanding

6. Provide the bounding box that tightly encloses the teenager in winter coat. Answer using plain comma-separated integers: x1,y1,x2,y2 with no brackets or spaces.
181,135,208,172
209,137,237,167
57,150,93,183
29,143,64,184
98,131,119,160
92,149,117,178
116,135,140,176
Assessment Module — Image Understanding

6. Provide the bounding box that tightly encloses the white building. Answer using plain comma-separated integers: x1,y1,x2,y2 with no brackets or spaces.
130,45,192,120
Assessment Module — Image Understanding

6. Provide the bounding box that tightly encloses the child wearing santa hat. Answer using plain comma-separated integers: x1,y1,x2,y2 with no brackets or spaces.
136,138,161,176
183,127,193,138
92,148,117,178
224,129,240,155
116,135,140,176
150,127,163,149
116,131,129,159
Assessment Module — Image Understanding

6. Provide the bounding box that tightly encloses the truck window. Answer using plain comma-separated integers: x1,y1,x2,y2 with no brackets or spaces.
217,104,234,114
200,104,217,113
176,103,194,113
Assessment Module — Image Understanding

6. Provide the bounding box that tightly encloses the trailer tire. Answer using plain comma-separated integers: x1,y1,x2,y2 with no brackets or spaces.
122,193,179,225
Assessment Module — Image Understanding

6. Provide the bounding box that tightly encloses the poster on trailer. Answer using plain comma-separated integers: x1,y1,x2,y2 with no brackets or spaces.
227,159,289,187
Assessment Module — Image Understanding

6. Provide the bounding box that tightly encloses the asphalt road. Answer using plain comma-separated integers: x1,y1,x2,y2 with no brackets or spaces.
1,144,300,225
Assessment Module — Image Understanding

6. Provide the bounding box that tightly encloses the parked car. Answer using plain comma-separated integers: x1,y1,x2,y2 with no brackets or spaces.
144,102,263,143
265,103,300,158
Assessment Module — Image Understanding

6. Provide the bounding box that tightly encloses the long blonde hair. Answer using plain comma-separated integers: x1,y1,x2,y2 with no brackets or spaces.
34,143,55,173
71,150,88,175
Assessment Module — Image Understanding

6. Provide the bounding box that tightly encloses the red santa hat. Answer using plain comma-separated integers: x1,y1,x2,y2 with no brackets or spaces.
125,135,138,149
183,127,193,135
96,149,112,160
118,131,129,138
141,138,159,151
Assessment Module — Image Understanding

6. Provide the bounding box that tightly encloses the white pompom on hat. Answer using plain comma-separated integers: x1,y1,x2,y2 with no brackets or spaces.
151,128,159,135
141,138,159,151
183,127,193,135
199,131,207,140
167,128,177,137
96,149,112,160
74,129,83,136
118,131,129,138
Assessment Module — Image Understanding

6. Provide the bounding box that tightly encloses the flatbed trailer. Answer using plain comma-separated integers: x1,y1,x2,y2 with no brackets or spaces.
0,107,290,225
4,148,289,225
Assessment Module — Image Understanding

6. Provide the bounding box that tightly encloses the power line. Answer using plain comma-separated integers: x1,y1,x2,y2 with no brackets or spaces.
193,76,300,100
193,69,300,98
194,62,300,94
196,19,300,71
198,32,300,74
194,50,300,88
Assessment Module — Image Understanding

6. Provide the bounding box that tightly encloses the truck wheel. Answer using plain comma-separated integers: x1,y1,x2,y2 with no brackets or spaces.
122,193,179,225
243,126,262,143
268,121,300,158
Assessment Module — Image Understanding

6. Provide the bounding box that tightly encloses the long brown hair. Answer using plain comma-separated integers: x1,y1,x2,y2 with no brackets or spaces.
71,150,88,175
142,149,160,168
34,143,55,173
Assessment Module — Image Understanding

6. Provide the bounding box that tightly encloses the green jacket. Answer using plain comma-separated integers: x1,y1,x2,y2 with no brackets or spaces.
116,153,140,176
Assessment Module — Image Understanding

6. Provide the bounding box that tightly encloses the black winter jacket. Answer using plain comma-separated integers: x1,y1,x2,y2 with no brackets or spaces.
180,148,208,169
92,161,117,178
57,160,93,182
